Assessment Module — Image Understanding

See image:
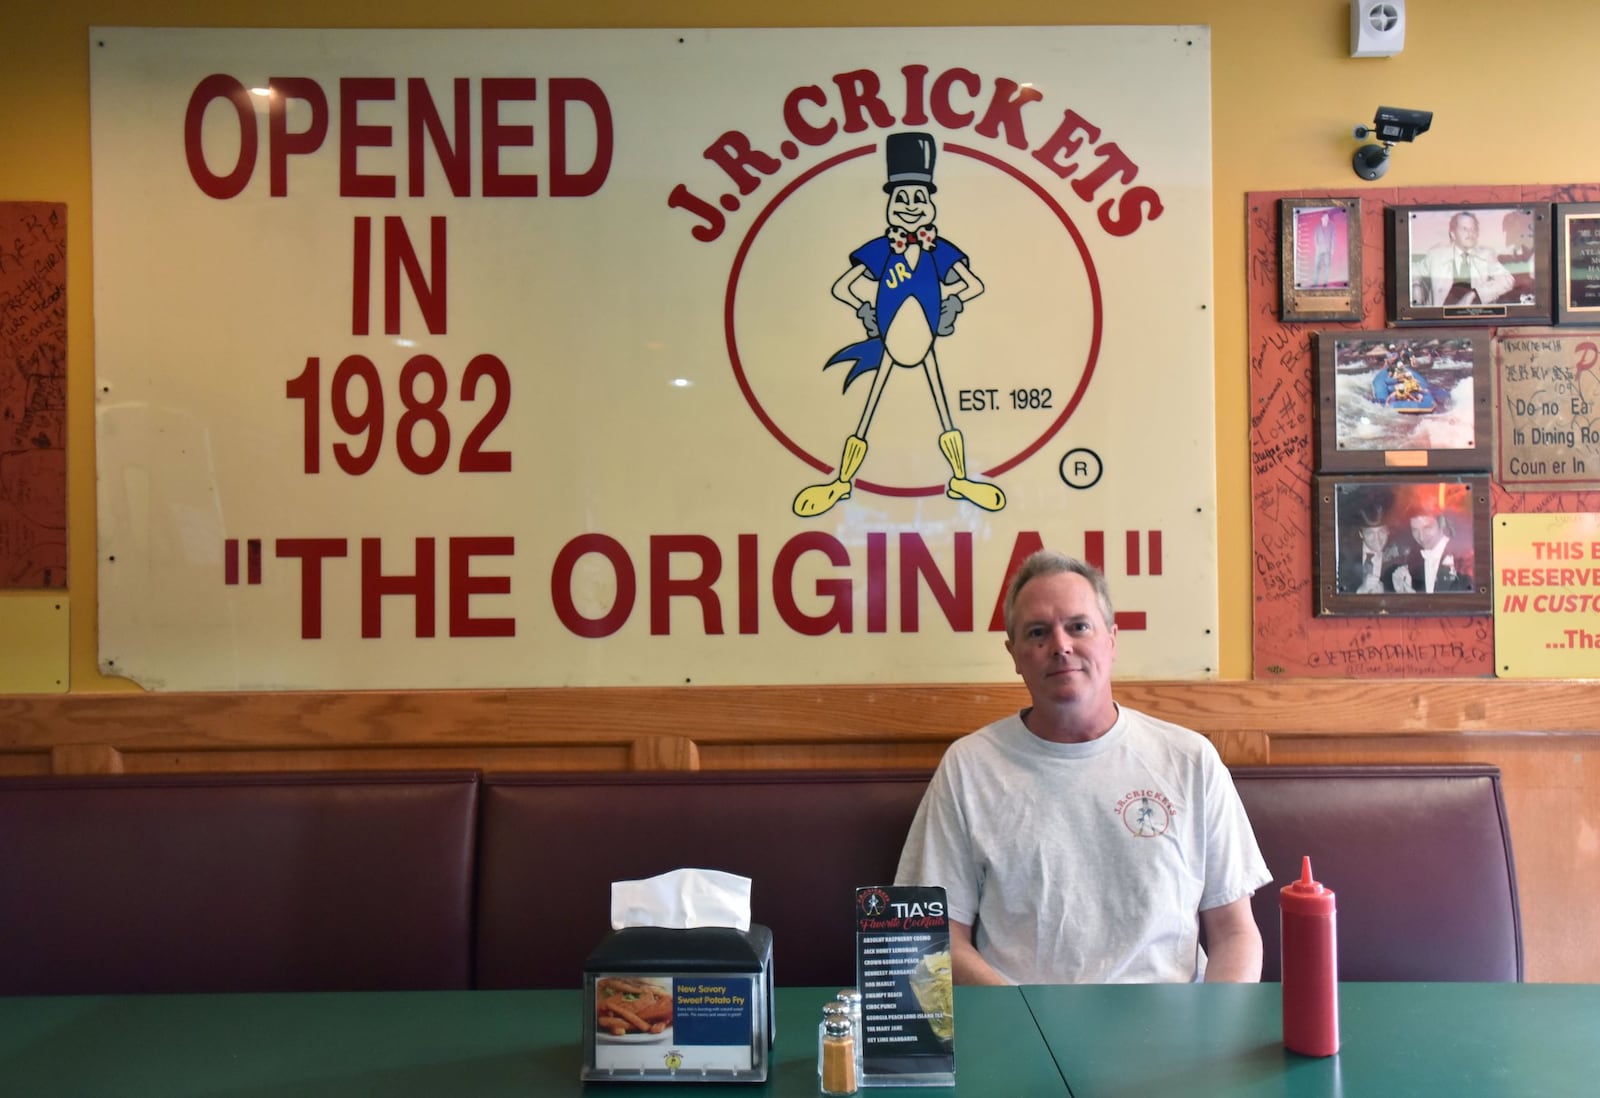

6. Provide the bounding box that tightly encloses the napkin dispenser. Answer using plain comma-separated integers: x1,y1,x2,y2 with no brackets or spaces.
581,924,775,1084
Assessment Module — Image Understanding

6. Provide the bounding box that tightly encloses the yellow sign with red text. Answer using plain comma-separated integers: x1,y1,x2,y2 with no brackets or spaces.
1493,512,1600,676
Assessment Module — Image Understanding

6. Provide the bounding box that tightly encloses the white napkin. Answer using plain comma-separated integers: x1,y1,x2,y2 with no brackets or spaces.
610,868,752,931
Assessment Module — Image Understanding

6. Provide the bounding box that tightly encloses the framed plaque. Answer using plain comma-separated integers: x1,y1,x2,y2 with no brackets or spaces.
1491,327,1600,490
1313,329,1490,472
1555,202,1600,325
1388,204,1552,326
1314,473,1492,617
1279,197,1362,322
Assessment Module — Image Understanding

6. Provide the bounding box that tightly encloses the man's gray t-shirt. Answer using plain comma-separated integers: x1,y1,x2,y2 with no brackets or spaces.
895,706,1271,984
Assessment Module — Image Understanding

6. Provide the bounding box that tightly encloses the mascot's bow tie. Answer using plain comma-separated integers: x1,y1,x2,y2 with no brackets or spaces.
887,224,937,253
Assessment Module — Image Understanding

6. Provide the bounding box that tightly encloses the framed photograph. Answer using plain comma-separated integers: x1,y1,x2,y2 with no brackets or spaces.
1313,329,1491,472
1279,197,1362,322
1554,202,1600,325
1314,473,1492,617
1388,204,1551,325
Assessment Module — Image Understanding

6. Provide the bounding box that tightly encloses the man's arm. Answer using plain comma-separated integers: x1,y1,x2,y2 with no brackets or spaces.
949,920,1008,985
1199,897,1264,983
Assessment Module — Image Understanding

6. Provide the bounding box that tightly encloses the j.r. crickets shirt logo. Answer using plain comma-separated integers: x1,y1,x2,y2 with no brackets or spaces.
1117,788,1175,838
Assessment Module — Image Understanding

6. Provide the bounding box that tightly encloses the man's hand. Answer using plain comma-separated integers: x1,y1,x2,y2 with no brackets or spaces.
949,920,1008,985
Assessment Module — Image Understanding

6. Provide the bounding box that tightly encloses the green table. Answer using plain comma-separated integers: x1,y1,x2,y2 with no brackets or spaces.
1022,982,1600,1097
0,985,1068,1096
9,982,1591,1096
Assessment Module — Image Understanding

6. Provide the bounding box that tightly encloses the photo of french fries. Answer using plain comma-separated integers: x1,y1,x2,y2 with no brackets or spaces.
595,976,674,1038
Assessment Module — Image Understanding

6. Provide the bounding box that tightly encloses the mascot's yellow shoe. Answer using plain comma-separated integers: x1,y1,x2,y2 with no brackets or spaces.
793,479,852,516
946,477,1006,511
792,434,868,518
937,429,1005,511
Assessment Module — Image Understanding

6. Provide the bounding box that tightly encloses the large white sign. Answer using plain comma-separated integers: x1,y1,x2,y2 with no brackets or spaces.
91,26,1217,690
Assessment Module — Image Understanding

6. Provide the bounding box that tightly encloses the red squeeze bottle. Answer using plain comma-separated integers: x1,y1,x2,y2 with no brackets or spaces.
1280,855,1339,1057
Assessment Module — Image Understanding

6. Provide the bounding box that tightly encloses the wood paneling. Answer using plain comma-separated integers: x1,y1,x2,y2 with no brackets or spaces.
5,679,1598,774
2,678,1595,981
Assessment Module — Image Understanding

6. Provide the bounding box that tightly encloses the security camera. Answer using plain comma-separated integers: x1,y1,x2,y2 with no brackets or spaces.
1351,106,1432,180
1358,106,1432,144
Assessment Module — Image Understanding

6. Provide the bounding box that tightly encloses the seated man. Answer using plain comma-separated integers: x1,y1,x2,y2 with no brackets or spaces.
895,550,1270,984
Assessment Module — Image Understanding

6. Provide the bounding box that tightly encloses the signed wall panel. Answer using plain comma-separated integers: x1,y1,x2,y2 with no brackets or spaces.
1248,185,1600,678
0,202,67,589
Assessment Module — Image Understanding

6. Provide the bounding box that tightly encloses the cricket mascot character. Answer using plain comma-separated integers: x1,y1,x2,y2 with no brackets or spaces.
793,131,1005,517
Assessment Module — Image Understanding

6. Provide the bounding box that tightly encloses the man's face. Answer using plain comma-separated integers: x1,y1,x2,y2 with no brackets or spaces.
1449,215,1480,250
1005,571,1117,713
1359,524,1390,553
1410,514,1445,550
886,185,935,232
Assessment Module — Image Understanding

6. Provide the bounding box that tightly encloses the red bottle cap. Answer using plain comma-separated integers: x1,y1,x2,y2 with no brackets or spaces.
1279,855,1336,915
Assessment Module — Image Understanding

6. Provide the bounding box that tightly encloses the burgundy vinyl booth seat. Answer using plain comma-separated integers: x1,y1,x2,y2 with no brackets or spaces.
0,763,1521,995
474,770,930,990
1230,764,1523,982
0,771,479,996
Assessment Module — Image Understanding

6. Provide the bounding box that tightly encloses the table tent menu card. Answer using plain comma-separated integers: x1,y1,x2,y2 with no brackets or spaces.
856,886,955,1087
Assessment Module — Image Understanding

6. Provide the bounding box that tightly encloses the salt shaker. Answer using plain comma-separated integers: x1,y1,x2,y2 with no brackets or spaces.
835,988,863,1077
818,1003,858,1095
1280,855,1339,1057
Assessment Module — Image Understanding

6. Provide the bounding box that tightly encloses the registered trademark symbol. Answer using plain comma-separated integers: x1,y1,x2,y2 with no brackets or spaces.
1059,448,1103,489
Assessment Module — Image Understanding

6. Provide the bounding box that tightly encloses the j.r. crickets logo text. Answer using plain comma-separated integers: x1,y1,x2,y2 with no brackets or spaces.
668,65,1163,516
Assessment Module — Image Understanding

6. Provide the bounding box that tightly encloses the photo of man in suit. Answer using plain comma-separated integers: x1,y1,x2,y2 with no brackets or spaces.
1410,211,1515,308
1391,505,1474,593
1337,503,1404,595
1292,205,1349,292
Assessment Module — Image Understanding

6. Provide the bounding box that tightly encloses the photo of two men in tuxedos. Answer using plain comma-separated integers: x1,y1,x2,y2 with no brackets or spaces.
1336,491,1475,596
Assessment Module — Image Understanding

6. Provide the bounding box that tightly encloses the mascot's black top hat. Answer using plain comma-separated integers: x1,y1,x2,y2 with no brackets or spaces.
884,132,937,194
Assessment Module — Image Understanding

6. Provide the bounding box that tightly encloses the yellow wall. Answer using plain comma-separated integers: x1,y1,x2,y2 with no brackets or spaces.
6,0,1600,690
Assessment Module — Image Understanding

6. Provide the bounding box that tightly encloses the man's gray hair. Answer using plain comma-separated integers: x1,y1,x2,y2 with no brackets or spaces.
1002,549,1116,639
